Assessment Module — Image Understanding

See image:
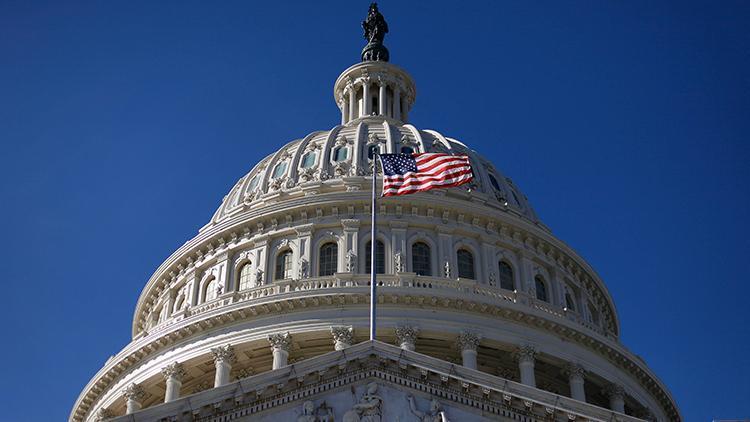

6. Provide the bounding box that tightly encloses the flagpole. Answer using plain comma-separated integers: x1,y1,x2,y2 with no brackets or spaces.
370,153,378,341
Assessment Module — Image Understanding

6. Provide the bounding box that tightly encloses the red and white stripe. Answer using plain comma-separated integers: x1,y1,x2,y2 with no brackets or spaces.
382,153,474,196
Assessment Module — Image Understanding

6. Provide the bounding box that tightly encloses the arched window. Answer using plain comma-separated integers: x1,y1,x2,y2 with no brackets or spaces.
365,240,385,274
203,277,218,302
401,146,414,155
333,146,348,162
535,276,548,302
565,291,576,311
489,174,501,191
457,249,475,279
588,303,600,325
319,243,338,276
498,261,514,290
247,175,259,192
301,151,317,168
238,262,253,291
272,161,288,179
173,294,185,312
411,242,431,276
275,250,293,280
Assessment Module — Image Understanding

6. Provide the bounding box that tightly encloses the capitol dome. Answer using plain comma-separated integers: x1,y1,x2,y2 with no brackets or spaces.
72,5,680,422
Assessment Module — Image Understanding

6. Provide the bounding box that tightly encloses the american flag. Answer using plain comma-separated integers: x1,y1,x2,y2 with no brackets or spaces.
380,153,474,197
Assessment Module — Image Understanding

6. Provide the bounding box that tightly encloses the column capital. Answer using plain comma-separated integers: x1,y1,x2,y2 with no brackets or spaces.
268,331,293,352
94,408,114,422
395,325,420,347
341,219,361,230
331,326,355,349
602,382,625,400
563,362,586,379
161,362,186,381
122,382,145,401
211,344,237,364
456,331,481,351
513,345,536,363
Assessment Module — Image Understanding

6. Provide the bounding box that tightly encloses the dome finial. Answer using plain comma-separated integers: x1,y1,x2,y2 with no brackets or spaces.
361,3,389,62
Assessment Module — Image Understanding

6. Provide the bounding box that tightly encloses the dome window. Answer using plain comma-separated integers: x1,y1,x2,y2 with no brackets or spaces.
565,292,576,311
319,242,338,276
272,161,288,179
511,189,521,206
489,174,501,191
275,250,293,280
457,249,475,279
401,146,414,155
333,146,349,162
365,240,385,274
301,151,317,168
238,262,253,291
247,175,259,192
535,276,549,302
498,261,514,290
203,277,218,302
411,242,432,276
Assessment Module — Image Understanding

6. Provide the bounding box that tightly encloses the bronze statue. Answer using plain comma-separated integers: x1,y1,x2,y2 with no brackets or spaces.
360,3,390,62
362,3,388,44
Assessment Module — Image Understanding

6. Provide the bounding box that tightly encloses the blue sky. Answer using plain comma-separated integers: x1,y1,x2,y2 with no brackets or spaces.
0,1,748,421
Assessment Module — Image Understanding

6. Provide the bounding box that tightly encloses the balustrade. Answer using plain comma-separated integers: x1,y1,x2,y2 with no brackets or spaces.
153,274,607,337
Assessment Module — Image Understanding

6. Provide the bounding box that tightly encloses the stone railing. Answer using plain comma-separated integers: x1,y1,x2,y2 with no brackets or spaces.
151,273,609,337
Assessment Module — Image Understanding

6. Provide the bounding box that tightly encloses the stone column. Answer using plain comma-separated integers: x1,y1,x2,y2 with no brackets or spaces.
161,362,186,403
122,383,145,414
211,344,236,387
604,382,626,413
564,363,586,402
378,79,387,116
331,326,354,350
514,345,536,387
457,332,481,370
362,80,371,116
395,325,419,351
393,87,401,121
348,84,356,123
340,94,348,124
268,332,293,369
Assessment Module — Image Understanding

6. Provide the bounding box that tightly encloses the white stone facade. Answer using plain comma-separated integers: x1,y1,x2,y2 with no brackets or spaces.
70,22,680,422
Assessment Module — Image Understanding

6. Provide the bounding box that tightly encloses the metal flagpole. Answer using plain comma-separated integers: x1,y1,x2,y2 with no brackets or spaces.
370,153,378,341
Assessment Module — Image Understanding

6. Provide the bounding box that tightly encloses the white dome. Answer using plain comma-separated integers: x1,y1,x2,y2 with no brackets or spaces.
71,24,680,422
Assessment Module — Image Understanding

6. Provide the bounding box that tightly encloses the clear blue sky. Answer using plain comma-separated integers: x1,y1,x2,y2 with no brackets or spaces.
1,1,747,421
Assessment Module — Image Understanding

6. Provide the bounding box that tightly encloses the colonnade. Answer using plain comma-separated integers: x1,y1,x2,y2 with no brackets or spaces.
118,327,628,417
340,75,408,124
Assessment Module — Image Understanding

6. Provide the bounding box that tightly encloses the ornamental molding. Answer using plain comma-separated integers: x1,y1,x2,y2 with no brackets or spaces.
513,345,536,363
456,331,481,351
268,332,293,352
563,363,586,379
211,344,236,364
330,326,355,349
122,383,145,401
395,325,419,346
603,382,625,400
161,362,186,381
